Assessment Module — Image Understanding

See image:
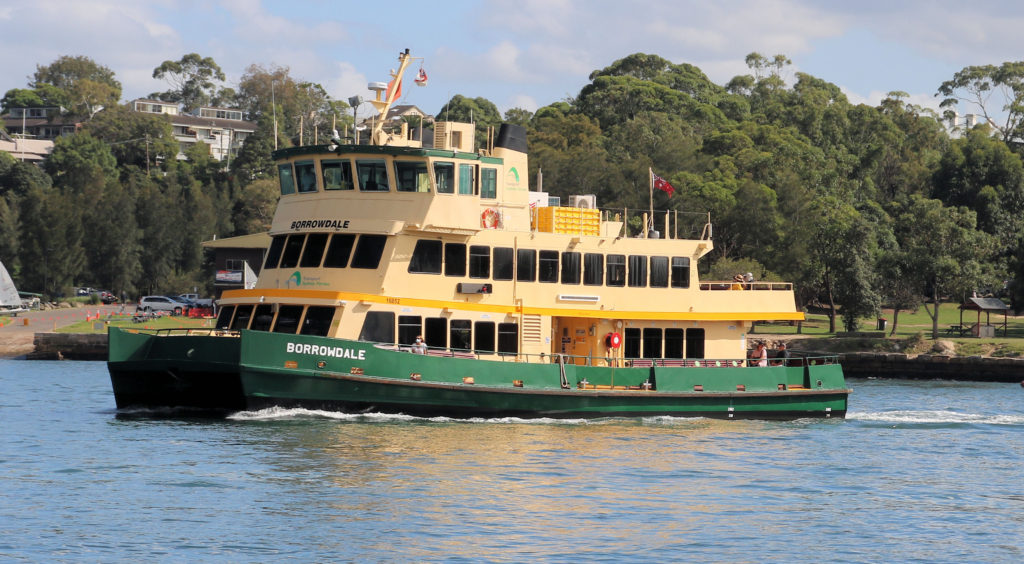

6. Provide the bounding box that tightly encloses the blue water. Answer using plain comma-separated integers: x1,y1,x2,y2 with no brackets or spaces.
2,360,1023,562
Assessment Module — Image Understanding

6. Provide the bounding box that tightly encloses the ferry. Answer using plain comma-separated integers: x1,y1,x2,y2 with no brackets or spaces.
108,49,849,419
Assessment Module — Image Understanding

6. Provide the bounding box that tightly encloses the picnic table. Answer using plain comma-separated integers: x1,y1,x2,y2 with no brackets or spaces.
945,324,969,336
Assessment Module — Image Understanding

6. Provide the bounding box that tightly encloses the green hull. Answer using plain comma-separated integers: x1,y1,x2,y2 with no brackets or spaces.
108,328,849,419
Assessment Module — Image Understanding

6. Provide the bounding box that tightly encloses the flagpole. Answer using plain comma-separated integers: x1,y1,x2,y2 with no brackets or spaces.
648,167,654,237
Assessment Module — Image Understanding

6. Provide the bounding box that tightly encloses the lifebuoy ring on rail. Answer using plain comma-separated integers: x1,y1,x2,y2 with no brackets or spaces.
605,332,622,349
481,208,500,229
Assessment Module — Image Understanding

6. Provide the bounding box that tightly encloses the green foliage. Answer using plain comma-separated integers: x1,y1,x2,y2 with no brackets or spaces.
152,53,226,112
31,55,121,118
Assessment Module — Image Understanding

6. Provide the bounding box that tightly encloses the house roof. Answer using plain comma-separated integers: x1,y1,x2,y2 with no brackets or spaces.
201,232,271,249
0,138,54,161
167,113,256,132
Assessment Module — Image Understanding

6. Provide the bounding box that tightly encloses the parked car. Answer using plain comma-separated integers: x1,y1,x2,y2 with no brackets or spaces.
178,293,214,307
138,295,191,315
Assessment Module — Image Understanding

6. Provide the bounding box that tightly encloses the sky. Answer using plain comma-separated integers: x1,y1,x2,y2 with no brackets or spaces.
3,0,1024,121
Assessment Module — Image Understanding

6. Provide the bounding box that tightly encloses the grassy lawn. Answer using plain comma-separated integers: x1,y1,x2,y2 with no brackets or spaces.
754,303,1024,358
58,313,215,334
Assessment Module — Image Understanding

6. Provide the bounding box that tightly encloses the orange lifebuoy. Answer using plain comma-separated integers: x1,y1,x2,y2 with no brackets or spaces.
605,332,622,349
481,208,500,229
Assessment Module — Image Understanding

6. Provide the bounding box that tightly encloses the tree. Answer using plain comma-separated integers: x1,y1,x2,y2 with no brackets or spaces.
152,53,226,112
895,196,996,338
1,85,69,113
937,61,1024,142
31,55,121,118
82,105,178,170
231,179,279,235
44,132,117,191
435,95,502,149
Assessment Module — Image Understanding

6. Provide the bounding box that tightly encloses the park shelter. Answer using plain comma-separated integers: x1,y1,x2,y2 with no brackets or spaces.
959,297,1010,337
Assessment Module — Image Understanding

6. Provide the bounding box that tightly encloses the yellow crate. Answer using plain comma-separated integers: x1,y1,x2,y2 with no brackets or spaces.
533,207,600,235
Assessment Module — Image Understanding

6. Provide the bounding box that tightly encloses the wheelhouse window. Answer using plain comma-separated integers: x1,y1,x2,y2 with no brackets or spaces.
350,235,388,269
409,239,443,274
480,168,497,199
458,163,475,195
322,159,353,190
671,257,691,288
650,256,669,288
498,323,518,355
301,306,336,336
323,233,355,268
356,159,389,191
561,252,581,284
584,253,603,286
628,255,647,287
272,305,304,334
474,321,495,353
517,249,536,282
295,161,318,192
250,304,275,331
493,247,514,281
434,161,454,194
539,250,559,283
398,315,422,346
300,233,328,268
469,245,490,279
278,163,296,195
279,234,305,269
264,236,286,269
445,243,466,277
607,254,626,287
450,320,471,351
359,311,395,343
395,160,430,192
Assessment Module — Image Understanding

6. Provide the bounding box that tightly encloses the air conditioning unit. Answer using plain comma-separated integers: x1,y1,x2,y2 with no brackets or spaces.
568,194,597,209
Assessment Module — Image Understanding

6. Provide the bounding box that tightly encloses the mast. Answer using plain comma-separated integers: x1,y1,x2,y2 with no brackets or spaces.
368,48,415,145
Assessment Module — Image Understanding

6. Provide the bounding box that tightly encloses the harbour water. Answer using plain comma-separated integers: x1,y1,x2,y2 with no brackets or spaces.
2,360,1022,562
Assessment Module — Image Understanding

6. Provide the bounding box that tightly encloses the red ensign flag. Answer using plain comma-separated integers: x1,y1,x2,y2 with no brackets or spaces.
652,171,675,196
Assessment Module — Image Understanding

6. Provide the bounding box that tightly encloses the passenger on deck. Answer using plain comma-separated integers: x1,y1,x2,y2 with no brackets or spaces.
731,274,745,290
749,342,768,367
411,335,427,354
772,342,790,366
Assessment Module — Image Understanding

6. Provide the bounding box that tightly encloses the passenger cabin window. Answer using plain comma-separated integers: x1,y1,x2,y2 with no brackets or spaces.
301,306,335,336
517,249,536,282
272,305,304,334
322,160,354,190
650,256,669,288
279,234,305,269
356,159,389,191
250,304,274,331
395,161,430,192
474,321,495,353
665,329,685,358
323,234,355,268
278,164,296,195
671,257,691,288
643,328,662,358
498,323,518,355
264,236,286,270
607,254,626,287
623,328,641,358
409,240,443,274
350,235,388,269
458,164,475,195
628,255,647,287
493,247,514,281
231,305,254,330
480,168,497,199
295,161,317,193
398,315,422,346
561,252,581,285
450,320,471,351
539,250,559,283
445,243,466,277
215,305,235,329
300,234,328,268
359,311,395,343
434,162,454,194
425,317,447,349
469,245,490,279
584,253,603,286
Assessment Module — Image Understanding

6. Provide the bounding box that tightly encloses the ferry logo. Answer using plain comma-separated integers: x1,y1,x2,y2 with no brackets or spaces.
287,271,301,288
508,166,520,183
